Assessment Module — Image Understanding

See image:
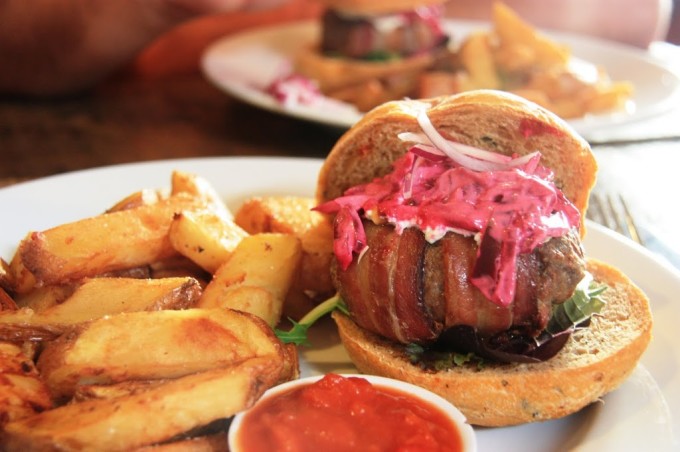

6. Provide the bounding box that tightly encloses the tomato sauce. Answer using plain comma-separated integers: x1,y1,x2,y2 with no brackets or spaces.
234,373,463,452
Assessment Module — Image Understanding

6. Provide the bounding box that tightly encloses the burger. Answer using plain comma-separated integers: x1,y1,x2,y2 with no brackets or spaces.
315,90,652,427
294,0,452,112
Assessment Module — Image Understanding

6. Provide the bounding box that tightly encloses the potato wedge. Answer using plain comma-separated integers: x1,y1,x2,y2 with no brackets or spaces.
0,342,52,428
106,188,164,213
18,193,205,286
169,209,248,274
132,432,228,452
0,259,12,293
0,287,18,311
14,283,78,312
0,277,202,343
2,357,281,451
234,196,335,304
6,246,37,295
458,31,501,89
198,233,302,326
492,2,569,70
72,379,167,402
37,308,287,399
171,170,232,221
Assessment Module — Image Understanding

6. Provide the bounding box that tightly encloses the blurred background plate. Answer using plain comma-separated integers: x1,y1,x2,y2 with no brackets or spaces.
201,20,680,140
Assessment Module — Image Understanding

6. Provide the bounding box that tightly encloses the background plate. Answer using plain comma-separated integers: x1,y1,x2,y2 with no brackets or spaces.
202,20,680,139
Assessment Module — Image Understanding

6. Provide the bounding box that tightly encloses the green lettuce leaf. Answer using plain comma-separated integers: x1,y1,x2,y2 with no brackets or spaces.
275,294,348,346
545,272,607,336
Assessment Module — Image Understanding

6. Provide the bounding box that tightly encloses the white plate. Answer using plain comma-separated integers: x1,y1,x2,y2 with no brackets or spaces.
201,20,680,139
1,157,678,451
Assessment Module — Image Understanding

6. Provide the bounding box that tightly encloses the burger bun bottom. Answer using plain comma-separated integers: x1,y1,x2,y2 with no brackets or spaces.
332,258,652,427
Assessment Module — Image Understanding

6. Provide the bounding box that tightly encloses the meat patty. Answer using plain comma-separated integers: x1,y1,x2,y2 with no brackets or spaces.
320,8,449,60
333,221,586,344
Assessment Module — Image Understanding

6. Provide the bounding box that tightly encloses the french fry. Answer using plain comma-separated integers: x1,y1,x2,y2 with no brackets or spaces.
168,209,248,274
36,308,286,399
2,357,281,452
18,193,205,286
171,170,232,221
0,342,52,428
0,277,202,343
198,233,302,326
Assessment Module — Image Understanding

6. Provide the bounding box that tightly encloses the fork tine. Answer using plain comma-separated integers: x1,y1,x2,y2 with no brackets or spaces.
589,193,617,231
617,194,644,245
587,192,644,246
605,194,627,236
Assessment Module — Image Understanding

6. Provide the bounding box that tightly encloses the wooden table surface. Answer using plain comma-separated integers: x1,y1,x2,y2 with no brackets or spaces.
1,70,679,270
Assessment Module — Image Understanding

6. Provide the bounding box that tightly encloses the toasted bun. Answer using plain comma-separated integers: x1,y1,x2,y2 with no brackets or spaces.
333,258,653,427
316,90,597,237
316,0,446,16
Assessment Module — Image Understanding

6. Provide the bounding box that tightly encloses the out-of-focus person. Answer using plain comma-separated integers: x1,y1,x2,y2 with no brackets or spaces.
0,0,675,98
0,0,313,97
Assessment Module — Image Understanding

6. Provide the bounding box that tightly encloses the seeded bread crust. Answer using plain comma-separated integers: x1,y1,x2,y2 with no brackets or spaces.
333,259,653,427
316,90,597,237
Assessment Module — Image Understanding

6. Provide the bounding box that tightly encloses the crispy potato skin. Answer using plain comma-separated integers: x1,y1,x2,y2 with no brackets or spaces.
0,277,202,343
2,357,281,451
0,342,52,428
198,233,302,327
0,171,307,449
36,308,287,400
19,193,206,286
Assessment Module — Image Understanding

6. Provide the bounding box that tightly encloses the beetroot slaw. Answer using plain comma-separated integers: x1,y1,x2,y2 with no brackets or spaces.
316,111,581,307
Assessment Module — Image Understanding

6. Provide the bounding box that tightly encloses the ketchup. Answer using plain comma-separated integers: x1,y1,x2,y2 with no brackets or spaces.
234,374,464,452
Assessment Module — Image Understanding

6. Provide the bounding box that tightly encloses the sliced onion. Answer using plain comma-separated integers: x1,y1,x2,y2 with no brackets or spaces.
410,144,447,161
504,151,542,171
404,111,544,173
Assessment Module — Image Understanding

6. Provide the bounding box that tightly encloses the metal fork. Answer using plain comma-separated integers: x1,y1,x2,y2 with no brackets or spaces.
587,193,644,245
